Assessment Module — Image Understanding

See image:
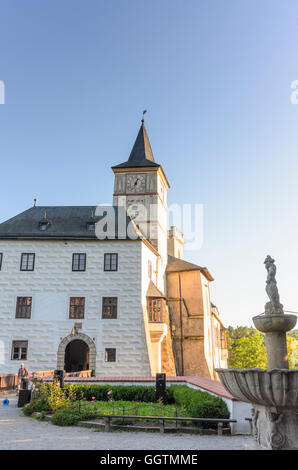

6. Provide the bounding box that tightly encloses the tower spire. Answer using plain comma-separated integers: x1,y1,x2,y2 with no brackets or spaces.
112,116,160,169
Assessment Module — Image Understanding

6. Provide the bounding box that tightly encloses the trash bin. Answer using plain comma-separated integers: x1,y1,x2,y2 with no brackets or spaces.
18,389,31,408
21,378,29,390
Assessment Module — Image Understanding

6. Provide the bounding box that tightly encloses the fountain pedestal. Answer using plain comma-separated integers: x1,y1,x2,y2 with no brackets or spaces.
253,405,298,450
252,314,296,369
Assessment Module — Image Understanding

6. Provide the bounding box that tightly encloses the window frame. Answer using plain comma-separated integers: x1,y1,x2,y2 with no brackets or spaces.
20,253,35,272
105,348,116,362
72,253,87,272
15,297,32,319
104,253,118,272
11,340,28,360
69,297,85,319
102,297,118,319
147,297,164,323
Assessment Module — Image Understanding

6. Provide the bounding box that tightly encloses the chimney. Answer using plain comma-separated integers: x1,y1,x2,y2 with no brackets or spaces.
168,226,184,259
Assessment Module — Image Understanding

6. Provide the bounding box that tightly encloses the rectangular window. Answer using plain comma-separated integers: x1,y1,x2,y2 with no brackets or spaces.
104,253,118,271
72,253,86,271
102,297,117,319
105,348,116,362
11,341,28,360
15,297,32,319
0,253,2,270
148,298,163,322
220,328,227,349
69,297,85,319
148,260,152,279
20,253,35,271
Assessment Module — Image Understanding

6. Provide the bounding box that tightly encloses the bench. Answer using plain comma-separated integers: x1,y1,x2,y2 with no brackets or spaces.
90,414,237,435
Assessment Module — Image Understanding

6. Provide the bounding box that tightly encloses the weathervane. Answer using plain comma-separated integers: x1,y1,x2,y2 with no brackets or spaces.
142,109,147,122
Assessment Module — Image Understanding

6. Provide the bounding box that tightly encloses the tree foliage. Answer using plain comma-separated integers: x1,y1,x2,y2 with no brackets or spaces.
227,326,267,369
227,326,298,369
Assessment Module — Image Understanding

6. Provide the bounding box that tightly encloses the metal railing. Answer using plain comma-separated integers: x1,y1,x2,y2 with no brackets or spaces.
0,369,92,391
0,373,18,392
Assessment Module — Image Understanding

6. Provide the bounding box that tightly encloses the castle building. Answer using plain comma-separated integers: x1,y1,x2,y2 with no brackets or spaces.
0,119,227,379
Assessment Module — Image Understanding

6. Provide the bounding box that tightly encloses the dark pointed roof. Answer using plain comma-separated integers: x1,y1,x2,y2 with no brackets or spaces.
112,120,160,169
166,255,214,281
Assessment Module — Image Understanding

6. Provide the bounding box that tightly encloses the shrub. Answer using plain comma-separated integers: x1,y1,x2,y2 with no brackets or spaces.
52,405,92,426
23,399,50,416
169,385,229,428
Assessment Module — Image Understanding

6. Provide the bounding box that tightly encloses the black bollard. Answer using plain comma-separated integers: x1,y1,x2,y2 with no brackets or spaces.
155,373,166,404
54,369,64,389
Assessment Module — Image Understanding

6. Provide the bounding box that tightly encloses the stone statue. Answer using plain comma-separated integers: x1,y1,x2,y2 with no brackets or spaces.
264,255,283,315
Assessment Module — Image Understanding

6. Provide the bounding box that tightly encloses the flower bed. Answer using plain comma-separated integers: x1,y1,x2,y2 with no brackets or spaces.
22,380,229,429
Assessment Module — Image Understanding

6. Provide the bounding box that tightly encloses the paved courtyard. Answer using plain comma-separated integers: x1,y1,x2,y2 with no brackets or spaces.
0,395,263,450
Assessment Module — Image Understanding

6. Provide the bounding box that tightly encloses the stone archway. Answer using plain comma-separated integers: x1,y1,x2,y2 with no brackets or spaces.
57,333,96,374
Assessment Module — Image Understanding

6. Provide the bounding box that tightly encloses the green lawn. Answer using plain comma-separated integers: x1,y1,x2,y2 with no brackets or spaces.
74,400,188,418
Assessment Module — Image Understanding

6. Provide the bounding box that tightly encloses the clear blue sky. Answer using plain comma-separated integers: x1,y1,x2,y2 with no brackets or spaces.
1,1,298,327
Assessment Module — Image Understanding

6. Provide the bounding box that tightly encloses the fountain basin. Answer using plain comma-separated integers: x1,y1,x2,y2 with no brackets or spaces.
252,314,297,333
215,368,298,409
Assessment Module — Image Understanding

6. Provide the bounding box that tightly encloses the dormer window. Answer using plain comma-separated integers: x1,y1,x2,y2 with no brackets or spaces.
86,222,95,232
86,211,96,232
39,210,50,231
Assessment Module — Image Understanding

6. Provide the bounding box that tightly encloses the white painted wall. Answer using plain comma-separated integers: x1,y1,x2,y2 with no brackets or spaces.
0,238,156,376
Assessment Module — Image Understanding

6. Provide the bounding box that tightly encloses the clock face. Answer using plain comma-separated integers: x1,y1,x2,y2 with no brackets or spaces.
126,174,146,193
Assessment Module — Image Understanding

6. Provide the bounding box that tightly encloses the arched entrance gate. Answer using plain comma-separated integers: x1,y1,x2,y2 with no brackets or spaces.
57,333,96,374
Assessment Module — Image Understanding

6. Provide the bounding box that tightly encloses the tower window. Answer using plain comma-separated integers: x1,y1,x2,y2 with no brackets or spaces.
104,253,118,271
72,253,86,271
15,297,32,319
69,297,85,319
11,340,28,360
105,348,116,362
20,253,35,271
0,253,2,270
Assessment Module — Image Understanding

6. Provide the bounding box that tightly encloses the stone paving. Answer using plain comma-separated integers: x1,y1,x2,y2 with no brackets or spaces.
0,395,263,450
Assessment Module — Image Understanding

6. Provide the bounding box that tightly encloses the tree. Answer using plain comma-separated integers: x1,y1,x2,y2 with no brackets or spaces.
227,326,267,369
287,334,298,368
227,326,298,369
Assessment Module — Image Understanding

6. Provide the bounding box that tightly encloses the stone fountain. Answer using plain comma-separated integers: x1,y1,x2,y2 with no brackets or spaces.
216,256,298,450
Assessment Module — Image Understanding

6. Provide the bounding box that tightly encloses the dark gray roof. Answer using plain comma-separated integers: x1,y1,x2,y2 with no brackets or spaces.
0,206,139,240
112,120,160,169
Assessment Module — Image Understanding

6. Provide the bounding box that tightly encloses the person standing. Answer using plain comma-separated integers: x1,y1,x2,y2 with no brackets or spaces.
17,363,29,394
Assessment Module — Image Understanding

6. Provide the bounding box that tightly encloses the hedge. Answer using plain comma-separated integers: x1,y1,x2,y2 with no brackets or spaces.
65,384,175,404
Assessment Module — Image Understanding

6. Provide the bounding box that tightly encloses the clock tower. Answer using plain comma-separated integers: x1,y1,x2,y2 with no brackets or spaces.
112,119,170,286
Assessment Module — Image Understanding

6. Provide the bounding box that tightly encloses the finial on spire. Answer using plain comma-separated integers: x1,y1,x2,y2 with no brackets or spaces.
142,109,147,123
33,198,37,207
